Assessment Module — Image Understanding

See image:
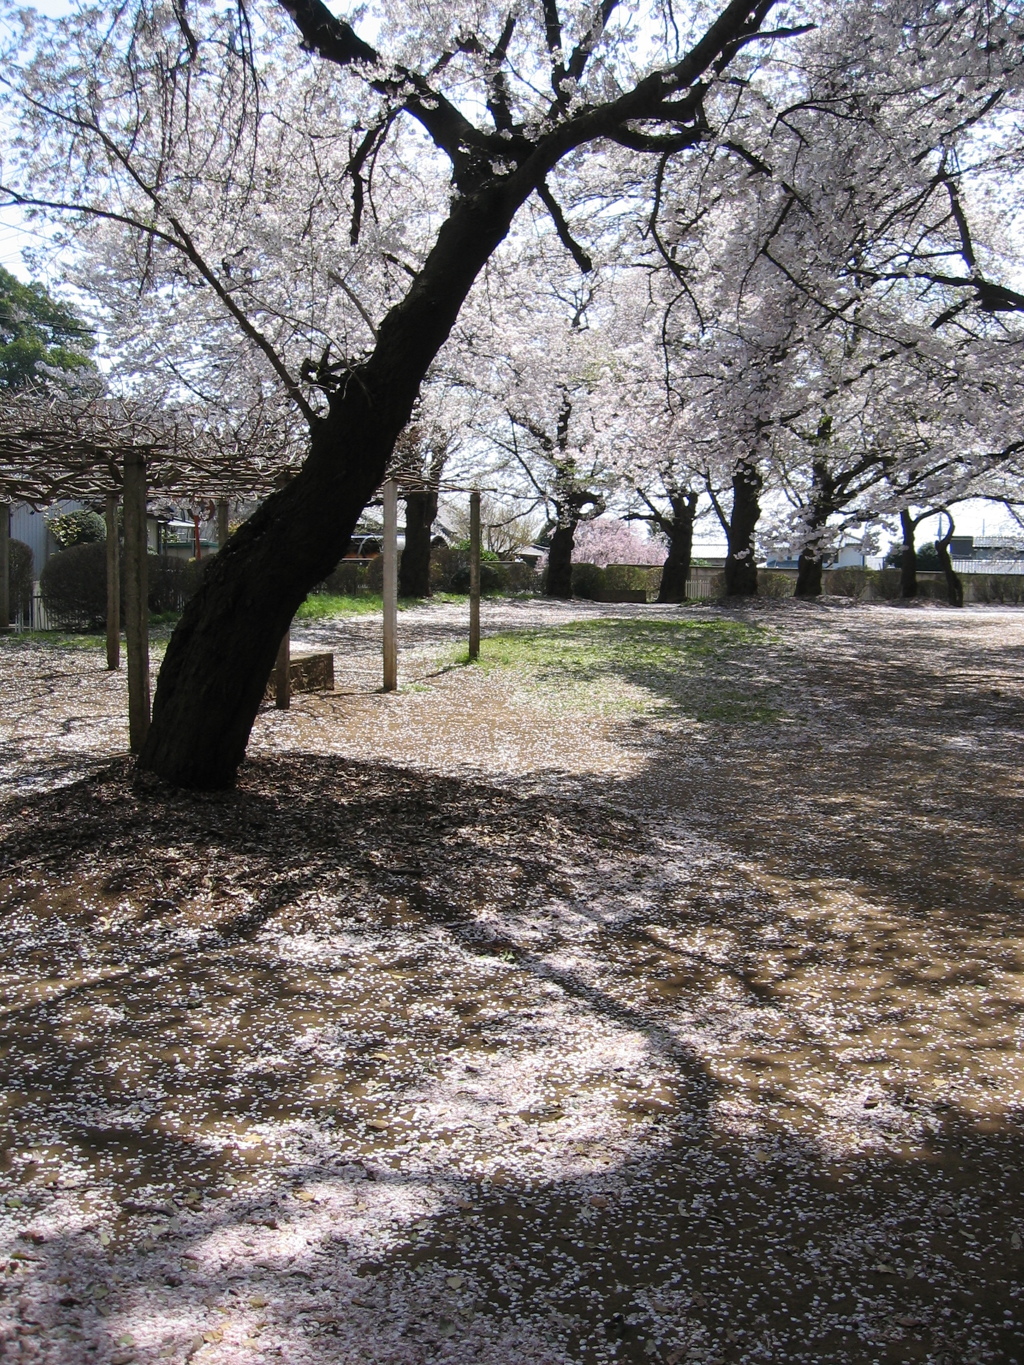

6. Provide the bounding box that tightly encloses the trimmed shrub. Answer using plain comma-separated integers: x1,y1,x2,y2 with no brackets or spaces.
497,560,539,593
824,566,872,598
40,540,109,628
604,563,660,596
149,556,205,614
450,559,505,594
874,568,902,598
319,559,373,596
972,574,1024,605
7,538,33,619
759,570,794,599
45,508,106,549
41,545,202,629
568,562,606,599
430,545,465,592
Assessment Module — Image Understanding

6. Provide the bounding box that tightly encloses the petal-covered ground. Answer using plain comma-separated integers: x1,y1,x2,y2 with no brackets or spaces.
0,598,1022,1364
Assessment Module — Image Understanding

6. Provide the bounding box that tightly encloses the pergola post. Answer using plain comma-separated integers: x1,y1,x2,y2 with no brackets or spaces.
382,477,398,691
123,454,150,753
217,498,230,551
105,491,120,670
275,626,291,709
469,488,481,661
0,502,10,633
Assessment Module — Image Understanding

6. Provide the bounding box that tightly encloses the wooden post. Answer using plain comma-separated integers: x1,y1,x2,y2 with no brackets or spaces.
123,454,150,753
275,626,291,709
217,498,230,550
0,502,10,633
382,477,398,691
105,491,120,670
469,488,481,661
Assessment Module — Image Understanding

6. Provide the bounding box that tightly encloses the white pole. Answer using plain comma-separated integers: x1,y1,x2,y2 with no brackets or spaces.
469,489,481,661
382,478,398,691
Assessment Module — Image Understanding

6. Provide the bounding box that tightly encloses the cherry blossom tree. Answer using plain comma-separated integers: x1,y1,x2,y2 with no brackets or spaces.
571,516,664,567
1,0,795,786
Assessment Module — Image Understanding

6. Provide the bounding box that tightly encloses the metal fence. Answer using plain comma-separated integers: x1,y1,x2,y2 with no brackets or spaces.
13,589,54,631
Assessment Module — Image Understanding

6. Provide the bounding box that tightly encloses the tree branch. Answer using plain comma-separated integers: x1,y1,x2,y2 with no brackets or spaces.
536,181,593,272
0,187,313,423
276,0,494,168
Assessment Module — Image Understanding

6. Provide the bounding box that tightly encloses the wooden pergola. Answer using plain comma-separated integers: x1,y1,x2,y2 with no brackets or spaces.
1,389,487,750
0,387,301,750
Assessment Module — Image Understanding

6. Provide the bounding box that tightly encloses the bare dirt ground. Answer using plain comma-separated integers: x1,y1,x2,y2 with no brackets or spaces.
0,597,1022,1365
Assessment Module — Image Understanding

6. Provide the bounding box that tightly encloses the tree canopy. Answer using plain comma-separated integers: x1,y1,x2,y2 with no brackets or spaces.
0,265,93,390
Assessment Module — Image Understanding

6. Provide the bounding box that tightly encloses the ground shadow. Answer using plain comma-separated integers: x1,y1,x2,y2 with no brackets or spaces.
0,748,1022,1362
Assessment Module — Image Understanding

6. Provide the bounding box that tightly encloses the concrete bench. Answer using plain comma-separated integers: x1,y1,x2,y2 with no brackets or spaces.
263,651,334,703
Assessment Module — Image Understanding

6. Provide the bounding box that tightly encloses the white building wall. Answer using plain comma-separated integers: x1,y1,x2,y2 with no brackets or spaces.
9,500,84,581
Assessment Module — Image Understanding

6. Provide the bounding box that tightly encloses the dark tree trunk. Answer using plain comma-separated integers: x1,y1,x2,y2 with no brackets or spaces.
794,459,836,599
398,489,438,598
723,458,762,596
794,546,824,597
139,182,524,789
656,491,698,603
899,508,918,599
935,519,964,608
546,520,576,599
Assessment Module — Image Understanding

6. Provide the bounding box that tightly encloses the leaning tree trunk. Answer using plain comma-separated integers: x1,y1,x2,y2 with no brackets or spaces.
899,508,918,600
398,489,438,598
724,458,762,597
545,520,576,600
935,524,964,608
139,181,525,789
656,491,698,604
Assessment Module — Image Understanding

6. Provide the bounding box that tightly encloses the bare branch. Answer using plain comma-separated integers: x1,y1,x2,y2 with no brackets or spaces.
536,181,593,272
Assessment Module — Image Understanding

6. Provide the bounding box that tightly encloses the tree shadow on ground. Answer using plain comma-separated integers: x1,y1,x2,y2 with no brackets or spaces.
0,749,1022,1363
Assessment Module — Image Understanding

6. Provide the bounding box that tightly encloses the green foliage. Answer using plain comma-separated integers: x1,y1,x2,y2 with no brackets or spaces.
297,592,385,619
471,618,782,722
823,566,872,598
7,538,33,618
875,567,903,598
40,545,203,630
0,266,94,390
969,574,1024,604
884,541,941,570
450,560,505,594
149,556,205,614
604,564,659,595
569,562,605,599
39,541,109,629
45,508,106,549
451,538,500,560
759,570,794,599
432,545,537,595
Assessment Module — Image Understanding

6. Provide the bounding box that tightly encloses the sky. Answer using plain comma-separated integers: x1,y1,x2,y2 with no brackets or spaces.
0,0,1018,544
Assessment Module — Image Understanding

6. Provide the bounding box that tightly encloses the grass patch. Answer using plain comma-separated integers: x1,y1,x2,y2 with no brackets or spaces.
467,618,784,722
297,593,384,620
1,629,107,650
297,592,453,620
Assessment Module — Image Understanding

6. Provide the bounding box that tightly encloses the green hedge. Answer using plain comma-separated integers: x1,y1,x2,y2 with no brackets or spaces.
40,544,204,630
7,538,33,620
